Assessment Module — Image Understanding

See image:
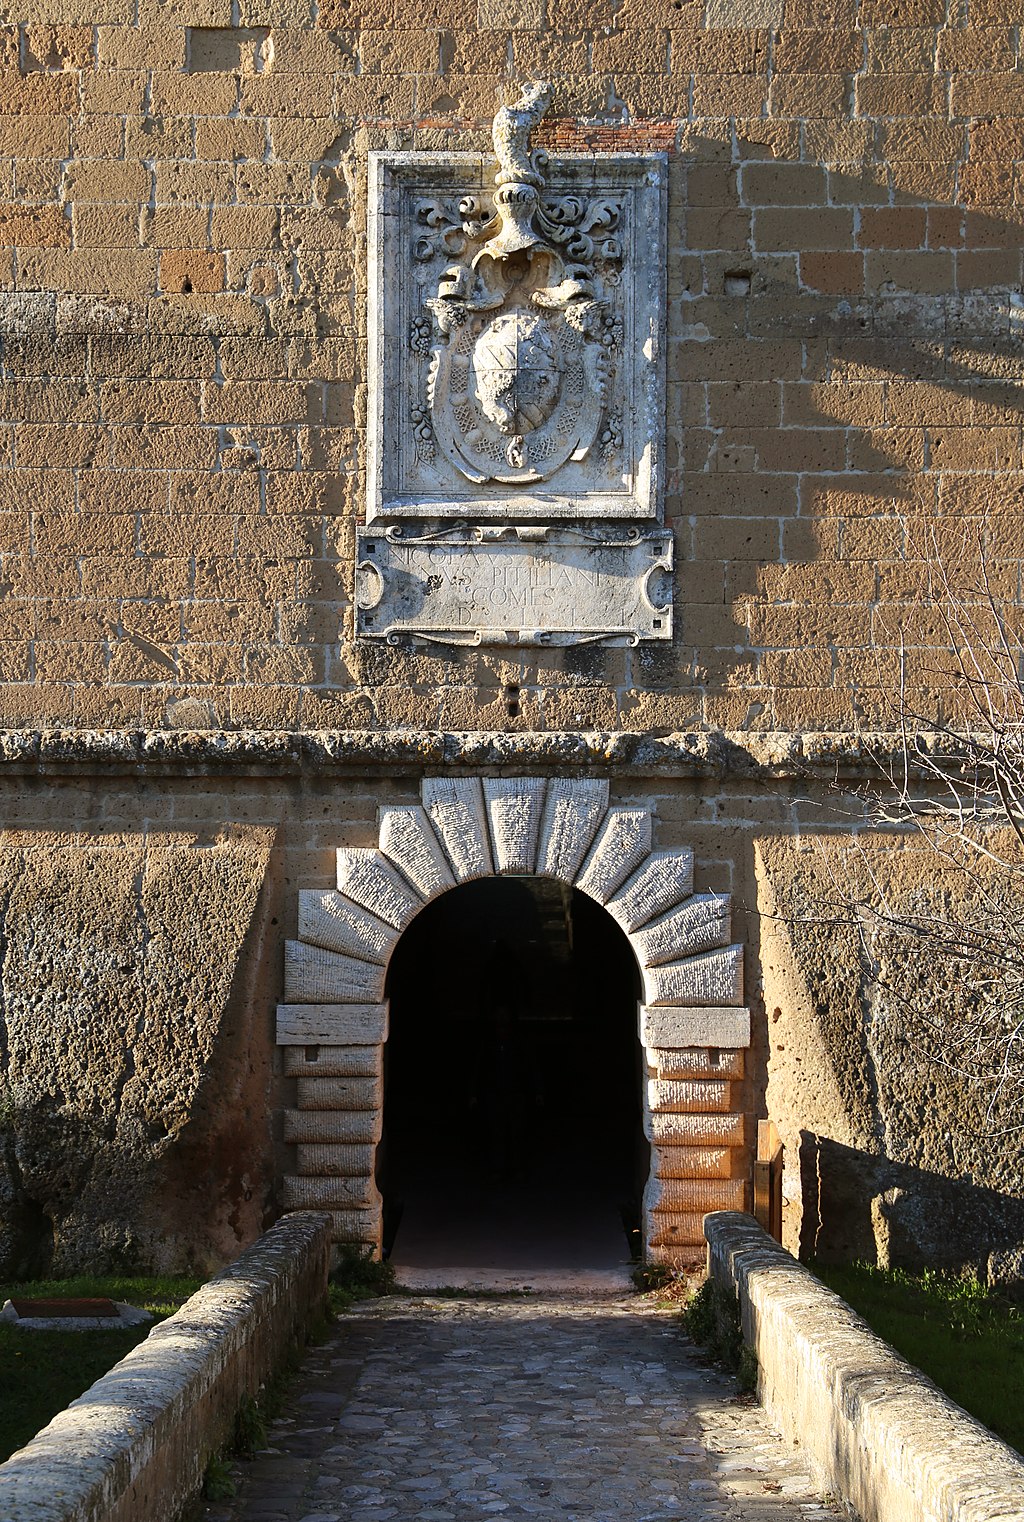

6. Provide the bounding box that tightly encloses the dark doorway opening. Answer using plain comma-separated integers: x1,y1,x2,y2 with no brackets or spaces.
381,875,646,1271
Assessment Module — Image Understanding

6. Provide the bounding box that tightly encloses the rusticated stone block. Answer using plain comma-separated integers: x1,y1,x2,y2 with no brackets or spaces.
282,1175,377,1209
336,848,424,930
328,1205,383,1247
421,776,493,881
645,1111,746,1146
648,1047,744,1080
295,1074,383,1112
651,1144,736,1179
576,807,653,903
605,848,694,932
644,1175,746,1213
295,1143,376,1176
283,1046,382,1077
648,1077,731,1113
640,1005,751,1049
643,945,744,1009
283,942,386,1005
536,777,609,882
632,893,731,968
284,1110,383,1145
297,889,398,965
485,776,547,875
378,805,455,900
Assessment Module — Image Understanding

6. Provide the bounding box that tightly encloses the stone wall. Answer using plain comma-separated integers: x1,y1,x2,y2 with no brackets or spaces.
0,738,1018,1275
0,0,1018,728
705,1211,1024,1522
0,1210,332,1522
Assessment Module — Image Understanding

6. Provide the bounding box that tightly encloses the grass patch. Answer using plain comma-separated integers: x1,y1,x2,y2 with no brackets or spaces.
681,1277,758,1392
0,1274,201,1464
812,1261,1024,1456
328,1244,395,1312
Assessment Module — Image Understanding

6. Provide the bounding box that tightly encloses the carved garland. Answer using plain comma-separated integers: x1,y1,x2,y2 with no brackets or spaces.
277,778,752,1265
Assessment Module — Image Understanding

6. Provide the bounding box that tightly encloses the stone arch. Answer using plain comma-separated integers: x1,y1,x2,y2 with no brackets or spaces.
276,777,752,1265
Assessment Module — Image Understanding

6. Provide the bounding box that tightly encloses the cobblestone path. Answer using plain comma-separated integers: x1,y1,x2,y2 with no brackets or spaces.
205,1296,838,1522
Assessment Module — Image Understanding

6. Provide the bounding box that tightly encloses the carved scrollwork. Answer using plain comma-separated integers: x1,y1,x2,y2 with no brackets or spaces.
411,81,627,488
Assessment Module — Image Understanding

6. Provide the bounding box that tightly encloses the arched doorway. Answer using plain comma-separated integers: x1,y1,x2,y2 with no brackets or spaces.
380,876,647,1270
278,775,752,1266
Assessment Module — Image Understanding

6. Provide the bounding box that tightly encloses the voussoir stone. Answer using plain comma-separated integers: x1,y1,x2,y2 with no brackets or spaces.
484,776,547,874
336,849,425,929
378,805,455,900
536,777,609,881
421,776,493,881
575,806,653,903
643,944,744,1008
284,943,387,1005
297,890,398,965
632,893,731,968
605,848,695,932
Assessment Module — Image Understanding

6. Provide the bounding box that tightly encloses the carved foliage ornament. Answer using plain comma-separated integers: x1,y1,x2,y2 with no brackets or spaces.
418,83,622,486
366,84,666,521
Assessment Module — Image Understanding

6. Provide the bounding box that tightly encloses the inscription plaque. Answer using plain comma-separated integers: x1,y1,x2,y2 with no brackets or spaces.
355,525,673,647
360,83,672,650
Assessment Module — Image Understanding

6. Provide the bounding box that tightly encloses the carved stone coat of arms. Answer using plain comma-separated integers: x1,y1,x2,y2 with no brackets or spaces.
360,84,671,646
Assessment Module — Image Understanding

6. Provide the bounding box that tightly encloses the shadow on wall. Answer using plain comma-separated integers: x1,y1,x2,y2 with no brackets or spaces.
799,1131,1024,1278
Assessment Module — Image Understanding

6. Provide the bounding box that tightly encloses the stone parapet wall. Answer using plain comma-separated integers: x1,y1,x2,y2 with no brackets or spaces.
704,1211,1024,1522
0,1210,332,1522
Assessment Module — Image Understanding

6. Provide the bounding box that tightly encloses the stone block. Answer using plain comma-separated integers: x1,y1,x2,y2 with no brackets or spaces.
648,1078,731,1113
576,807,653,903
536,778,609,882
485,776,547,875
648,1047,744,1080
646,1213,707,1249
640,1005,751,1048
284,942,387,1005
275,1002,389,1046
645,1111,746,1146
378,805,455,900
643,945,745,1009
336,848,424,929
328,1205,383,1246
297,890,398,966
284,1110,383,1145
651,1145,736,1179
295,1074,383,1112
283,1046,382,1078
295,1144,377,1177
644,1176,746,1213
282,1175,377,1210
632,893,731,968
605,848,694,932
421,776,493,881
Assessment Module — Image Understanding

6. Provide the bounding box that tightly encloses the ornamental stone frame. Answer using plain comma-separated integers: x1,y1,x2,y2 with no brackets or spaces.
276,777,752,1265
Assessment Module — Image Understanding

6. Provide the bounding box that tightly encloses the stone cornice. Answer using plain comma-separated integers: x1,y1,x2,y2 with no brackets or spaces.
0,728,969,781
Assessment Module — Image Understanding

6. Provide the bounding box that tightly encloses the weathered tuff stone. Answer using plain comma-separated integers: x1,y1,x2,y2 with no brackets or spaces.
643,946,745,1008
0,830,276,1277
